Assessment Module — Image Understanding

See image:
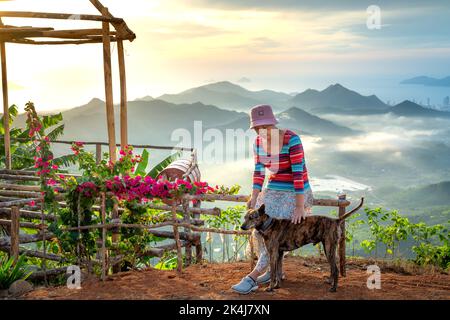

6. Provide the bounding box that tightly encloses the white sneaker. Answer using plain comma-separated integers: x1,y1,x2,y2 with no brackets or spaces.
231,276,258,294
256,271,271,285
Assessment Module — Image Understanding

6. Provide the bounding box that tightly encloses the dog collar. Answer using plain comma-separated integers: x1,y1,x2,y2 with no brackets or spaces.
259,216,274,232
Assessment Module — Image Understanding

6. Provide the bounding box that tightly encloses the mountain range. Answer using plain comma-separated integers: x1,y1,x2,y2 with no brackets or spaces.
213,106,357,136
389,100,450,118
290,83,388,114
157,81,292,112
9,81,450,146
376,181,450,208
401,76,450,87
154,81,450,117
34,98,357,145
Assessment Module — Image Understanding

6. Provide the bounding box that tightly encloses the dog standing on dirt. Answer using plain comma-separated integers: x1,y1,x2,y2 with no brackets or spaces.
241,198,364,292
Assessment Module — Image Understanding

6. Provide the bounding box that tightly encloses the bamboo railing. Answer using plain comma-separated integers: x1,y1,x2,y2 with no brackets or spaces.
0,167,353,281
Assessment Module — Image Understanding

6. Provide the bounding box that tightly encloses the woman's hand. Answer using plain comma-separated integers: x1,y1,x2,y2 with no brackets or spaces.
292,206,306,224
248,189,261,209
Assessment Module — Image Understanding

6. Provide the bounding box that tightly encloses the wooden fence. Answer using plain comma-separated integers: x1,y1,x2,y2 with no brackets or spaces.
0,168,352,280
0,140,353,280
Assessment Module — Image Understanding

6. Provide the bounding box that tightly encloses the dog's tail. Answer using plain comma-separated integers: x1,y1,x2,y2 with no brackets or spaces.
338,197,364,222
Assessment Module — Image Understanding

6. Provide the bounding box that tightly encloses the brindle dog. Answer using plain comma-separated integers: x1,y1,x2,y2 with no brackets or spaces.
241,198,364,292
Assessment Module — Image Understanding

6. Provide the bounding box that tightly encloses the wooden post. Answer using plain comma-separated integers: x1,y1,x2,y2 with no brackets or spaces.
40,201,48,285
111,201,120,273
95,143,102,164
101,8,116,162
338,194,347,277
182,200,192,266
117,39,128,149
101,192,107,280
10,206,19,262
171,203,183,273
192,200,203,264
1,40,11,170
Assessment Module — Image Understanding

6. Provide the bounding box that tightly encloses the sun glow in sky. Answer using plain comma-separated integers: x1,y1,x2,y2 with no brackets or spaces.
1,0,449,111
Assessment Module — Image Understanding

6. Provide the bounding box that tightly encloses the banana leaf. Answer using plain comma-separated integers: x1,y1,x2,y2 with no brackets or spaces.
42,113,63,128
134,149,149,176
146,151,182,178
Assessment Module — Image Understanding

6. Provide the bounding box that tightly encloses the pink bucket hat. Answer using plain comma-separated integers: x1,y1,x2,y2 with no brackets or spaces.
249,104,278,129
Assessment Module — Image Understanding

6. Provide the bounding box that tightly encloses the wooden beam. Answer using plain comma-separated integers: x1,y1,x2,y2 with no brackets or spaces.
8,38,118,45
95,143,102,164
0,189,42,198
41,28,116,39
100,193,107,281
182,200,192,266
0,11,122,23
0,28,117,40
0,183,40,191
0,197,41,208
171,203,183,273
0,219,46,230
0,246,63,262
4,138,194,152
89,0,136,41
117,40,128,148
0,169,36,175
0,207,57,221
338,194,347,277
101,10,117,162
111,202,120,273
27,267,67,280
9,206,19,261
0,27,54,38
1,36,10,169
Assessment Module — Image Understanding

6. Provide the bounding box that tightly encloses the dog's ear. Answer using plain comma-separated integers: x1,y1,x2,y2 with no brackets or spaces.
257,204,265,214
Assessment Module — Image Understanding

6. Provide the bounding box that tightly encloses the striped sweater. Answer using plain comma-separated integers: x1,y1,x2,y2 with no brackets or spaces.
253,129,310,194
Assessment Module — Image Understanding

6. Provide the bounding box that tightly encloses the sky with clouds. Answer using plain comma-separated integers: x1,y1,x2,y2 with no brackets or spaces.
1,0,449,111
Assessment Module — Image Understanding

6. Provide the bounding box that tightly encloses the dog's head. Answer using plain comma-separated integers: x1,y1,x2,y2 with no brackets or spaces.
241,204,267,230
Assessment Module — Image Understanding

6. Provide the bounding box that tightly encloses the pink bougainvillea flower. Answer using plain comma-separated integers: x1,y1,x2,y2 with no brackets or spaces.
29,200,36,207
46,179,57,186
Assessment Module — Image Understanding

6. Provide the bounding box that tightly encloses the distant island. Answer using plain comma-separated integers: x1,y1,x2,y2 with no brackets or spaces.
400,76,450,87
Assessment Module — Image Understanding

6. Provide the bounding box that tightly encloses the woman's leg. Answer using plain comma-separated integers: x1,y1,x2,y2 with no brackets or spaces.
247,230,269,280
231,229,268,293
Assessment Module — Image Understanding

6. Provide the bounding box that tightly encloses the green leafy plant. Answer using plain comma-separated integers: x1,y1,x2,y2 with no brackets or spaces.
345,213,365,256
0,254,33,290
409,221,449,270
154,251,180,270
360,207,449,270
1,103,77,170
204,204,246,262
146,151,182,178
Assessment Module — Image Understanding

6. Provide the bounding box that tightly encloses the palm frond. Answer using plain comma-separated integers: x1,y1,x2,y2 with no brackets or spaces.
147,151,182,178
0,105,18,133
134,149,149,176
42,113,63,129
46,124,65,141
52,154,78,168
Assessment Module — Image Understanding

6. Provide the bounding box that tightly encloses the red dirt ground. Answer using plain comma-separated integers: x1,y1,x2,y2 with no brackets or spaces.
24,256,450,300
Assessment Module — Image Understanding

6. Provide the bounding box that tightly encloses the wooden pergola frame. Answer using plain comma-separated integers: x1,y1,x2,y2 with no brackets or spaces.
0,0,136,168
